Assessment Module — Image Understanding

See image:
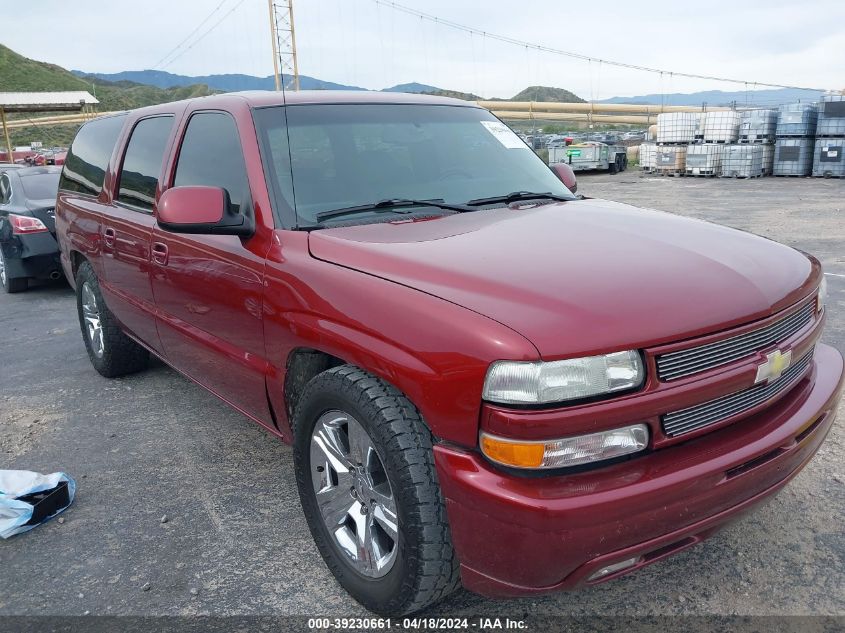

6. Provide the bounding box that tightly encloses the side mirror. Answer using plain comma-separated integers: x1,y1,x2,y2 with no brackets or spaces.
157,186,253,237
550,163,577,194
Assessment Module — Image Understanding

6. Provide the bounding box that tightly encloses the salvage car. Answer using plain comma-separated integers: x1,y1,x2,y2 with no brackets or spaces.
54,92,843,615
0,165,63,292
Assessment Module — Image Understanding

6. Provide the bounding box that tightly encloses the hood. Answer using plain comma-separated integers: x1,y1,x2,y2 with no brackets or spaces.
308,199,819,358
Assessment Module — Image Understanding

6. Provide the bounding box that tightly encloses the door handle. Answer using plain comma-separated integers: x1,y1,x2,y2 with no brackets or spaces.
103,227,115,248
151,242,169,266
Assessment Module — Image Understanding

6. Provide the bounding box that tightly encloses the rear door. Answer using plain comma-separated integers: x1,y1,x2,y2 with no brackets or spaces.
56,114,127,285
99,115,176,352
150,108,272,424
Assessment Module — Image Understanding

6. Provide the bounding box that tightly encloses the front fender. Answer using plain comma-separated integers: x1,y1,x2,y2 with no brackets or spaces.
263,232,539,447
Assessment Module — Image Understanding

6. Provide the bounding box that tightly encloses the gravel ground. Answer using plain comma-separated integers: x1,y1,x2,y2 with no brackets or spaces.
1,173,843,627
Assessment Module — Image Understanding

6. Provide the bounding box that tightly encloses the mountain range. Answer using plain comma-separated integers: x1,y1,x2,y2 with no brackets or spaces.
73,68,822,107
599,88,825,107
71,69,445,95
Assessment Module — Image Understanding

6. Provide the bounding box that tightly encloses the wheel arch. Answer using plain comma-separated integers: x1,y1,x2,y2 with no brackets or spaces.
69,250,87,281
274,325,450,444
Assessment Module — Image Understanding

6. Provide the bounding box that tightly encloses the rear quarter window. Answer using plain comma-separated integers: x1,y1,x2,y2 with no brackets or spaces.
59,114,128,196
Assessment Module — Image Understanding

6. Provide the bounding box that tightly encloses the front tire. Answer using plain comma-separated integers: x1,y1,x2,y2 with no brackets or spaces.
75,261,149,377
293,366,460,615
0,248,27,293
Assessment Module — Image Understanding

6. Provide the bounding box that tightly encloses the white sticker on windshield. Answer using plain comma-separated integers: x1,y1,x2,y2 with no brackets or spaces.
481,121,528,149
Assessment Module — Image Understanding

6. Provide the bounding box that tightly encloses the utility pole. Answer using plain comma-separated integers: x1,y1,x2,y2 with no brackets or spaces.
268,0,300,91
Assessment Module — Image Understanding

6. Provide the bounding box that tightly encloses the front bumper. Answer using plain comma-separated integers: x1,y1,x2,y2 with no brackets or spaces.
434,343,844,597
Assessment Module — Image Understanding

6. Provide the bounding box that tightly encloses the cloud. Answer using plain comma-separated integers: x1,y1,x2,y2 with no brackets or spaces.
5,0,843,98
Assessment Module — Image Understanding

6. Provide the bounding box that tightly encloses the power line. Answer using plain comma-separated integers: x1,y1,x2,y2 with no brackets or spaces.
154,0,250,70
151,0,230,69
370,0,831,93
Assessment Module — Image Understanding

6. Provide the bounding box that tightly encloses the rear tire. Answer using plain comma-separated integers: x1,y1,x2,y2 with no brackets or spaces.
608,160,619,174
293,365,460,615
0,249,27,293
75,261,149,378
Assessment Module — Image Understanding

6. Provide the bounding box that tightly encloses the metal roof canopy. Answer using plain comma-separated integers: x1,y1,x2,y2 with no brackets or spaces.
0,91,99,113
1,91,98,160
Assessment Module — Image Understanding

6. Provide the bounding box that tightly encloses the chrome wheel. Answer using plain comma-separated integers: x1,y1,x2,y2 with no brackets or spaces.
0,249,6,286
81,282,104,358
310,410,399,578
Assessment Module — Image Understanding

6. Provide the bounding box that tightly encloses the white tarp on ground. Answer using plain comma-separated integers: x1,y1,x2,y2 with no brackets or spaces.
0,469,76,538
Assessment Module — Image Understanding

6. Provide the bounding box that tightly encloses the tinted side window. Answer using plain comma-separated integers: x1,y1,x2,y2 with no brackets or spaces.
117,116,174,211
59,114,127,196
174,112,249,214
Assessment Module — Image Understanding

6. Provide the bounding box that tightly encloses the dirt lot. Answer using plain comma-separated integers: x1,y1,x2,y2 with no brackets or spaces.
1,173,844,626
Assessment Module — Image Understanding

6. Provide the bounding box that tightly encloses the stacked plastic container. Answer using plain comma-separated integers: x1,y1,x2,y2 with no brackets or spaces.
686,144,725,176
653,113,697,175
639,142,657,172
773,103,818,176
683,111,739,176
720,110,776,177
813,95,845,178
721,144,764,178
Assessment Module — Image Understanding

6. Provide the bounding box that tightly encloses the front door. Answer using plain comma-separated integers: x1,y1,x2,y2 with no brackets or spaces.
150,110,271,424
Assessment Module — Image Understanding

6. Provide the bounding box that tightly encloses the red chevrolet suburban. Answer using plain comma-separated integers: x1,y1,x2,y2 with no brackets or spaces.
55,91,842,615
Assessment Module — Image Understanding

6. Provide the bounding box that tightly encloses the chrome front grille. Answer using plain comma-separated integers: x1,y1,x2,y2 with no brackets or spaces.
656,301,815,381
661,349,814,438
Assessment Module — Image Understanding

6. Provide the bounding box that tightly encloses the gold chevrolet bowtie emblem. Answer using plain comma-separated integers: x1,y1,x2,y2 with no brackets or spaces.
755,349,792,384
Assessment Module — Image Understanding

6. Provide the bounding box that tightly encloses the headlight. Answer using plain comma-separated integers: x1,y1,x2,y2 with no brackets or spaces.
480,424,649,470
482,350,644,405
817,277,827,314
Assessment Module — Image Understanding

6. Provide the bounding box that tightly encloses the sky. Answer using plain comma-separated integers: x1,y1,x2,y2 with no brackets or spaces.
5,0,844,99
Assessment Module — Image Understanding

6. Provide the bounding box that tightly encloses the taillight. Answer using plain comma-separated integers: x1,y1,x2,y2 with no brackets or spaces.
9,214,49,235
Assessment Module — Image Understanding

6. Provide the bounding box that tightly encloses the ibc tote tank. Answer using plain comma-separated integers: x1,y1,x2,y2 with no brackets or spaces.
657,113,697,143
773,138,814,175
739,110,777,141
721,144,763,178
812,139,845,177
703,111,740,142
639,142,656,169
776,103,819,137
655,145,687,171
816,95,845,138
685,144,724,175
761,144,775,175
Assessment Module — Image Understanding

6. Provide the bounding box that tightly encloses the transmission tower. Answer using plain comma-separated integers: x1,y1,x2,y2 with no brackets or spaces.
267,0,300,91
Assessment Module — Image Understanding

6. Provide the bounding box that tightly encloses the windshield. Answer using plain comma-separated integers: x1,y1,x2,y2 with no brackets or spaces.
19,173,60,202
253,104,576,227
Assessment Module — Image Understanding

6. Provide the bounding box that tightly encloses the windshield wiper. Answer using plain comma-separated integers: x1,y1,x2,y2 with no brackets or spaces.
464,191,573,207
315,198,472,222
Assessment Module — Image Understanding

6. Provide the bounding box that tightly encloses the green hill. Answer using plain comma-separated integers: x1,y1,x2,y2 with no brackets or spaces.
509,86,585,103
0,44,216,146
424,89,483,101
